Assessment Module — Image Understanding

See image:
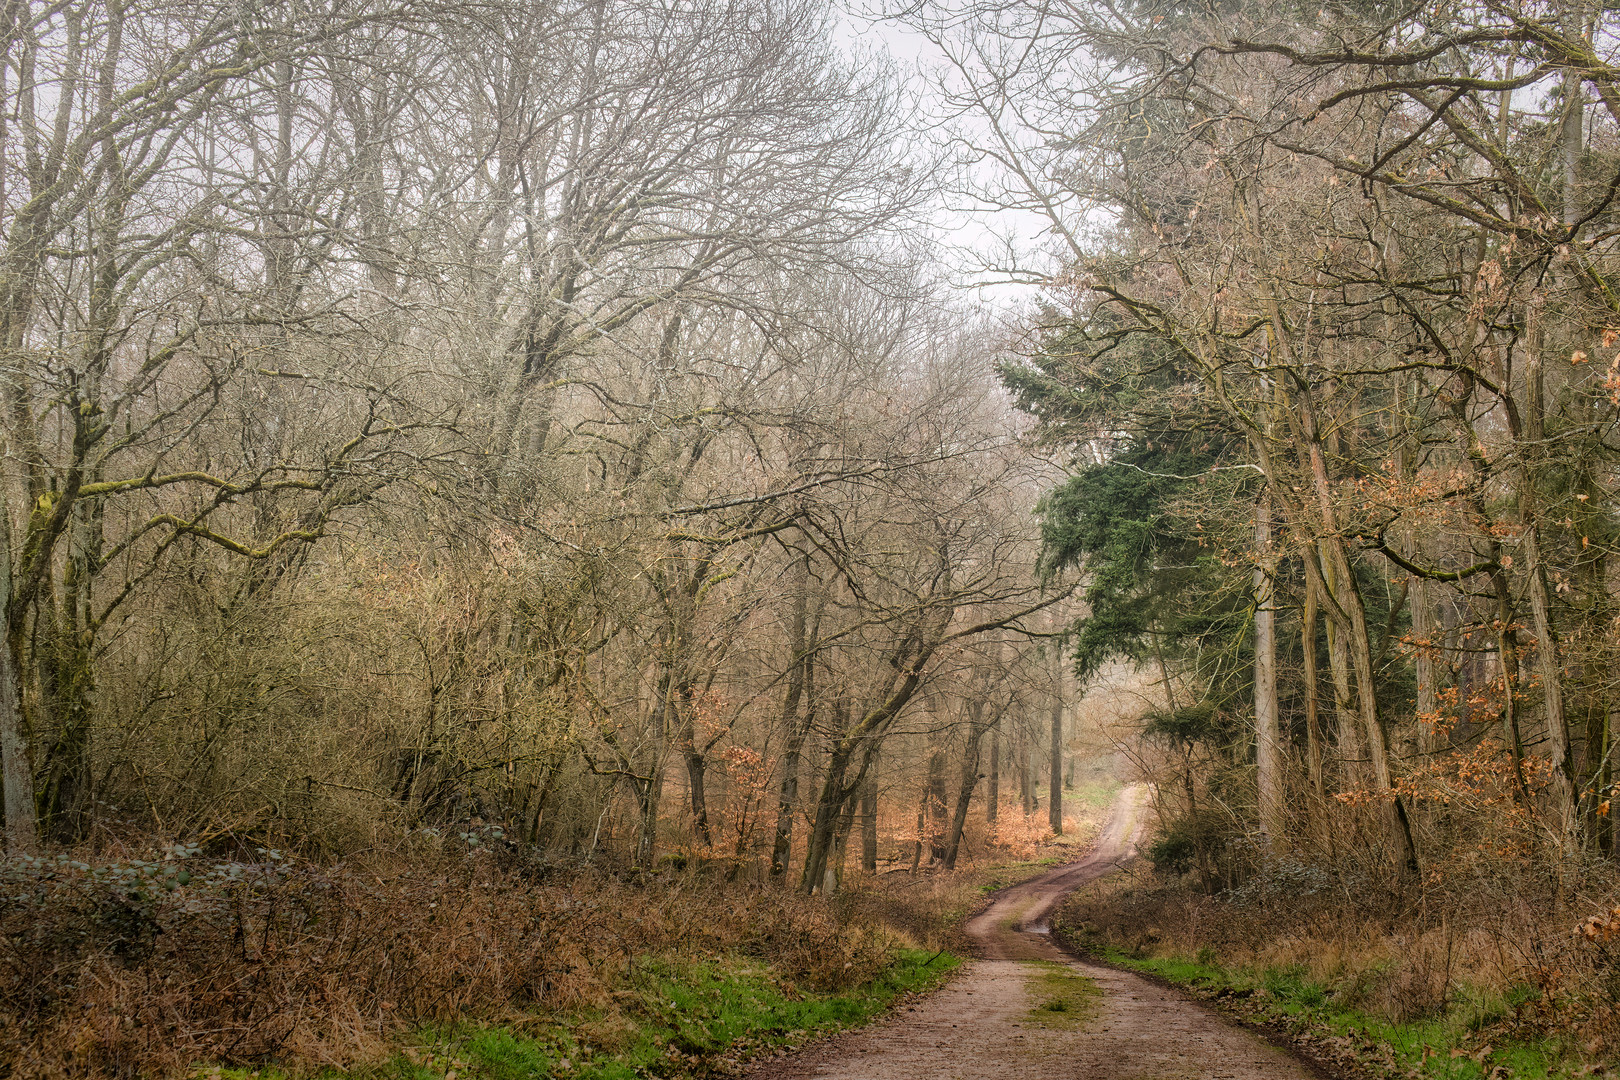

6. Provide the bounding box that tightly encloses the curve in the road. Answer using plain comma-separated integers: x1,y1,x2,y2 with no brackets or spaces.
746,784,1317,1080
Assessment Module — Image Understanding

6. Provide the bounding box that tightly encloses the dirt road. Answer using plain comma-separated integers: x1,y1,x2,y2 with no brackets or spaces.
746,785,1315,1080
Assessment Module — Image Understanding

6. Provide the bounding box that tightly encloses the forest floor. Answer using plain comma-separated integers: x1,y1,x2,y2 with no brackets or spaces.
741,784,1318,1080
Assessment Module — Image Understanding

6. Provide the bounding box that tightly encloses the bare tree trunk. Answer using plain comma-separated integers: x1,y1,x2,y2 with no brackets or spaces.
926,733,949,863
1020,732,1034,815
1302,571,1325,799
1332,543,1421,881
672,674,712,848
40,481,99,840
0,636,29,853
1048,693,1064,836
524,761,559,846
946,700,991,869
803,748,850,892
1254,488,1283,847
0,487,33,852
38,628,93,841
636,765,663,868
1583,549,1612,853
682,736,711,847
1562,54,1584,233
769,726,804,877
1525,527,1578,832
1490,563,1532,804
1412,573,1437,755
909,785,925,874
1320,554,1363,782
1603,703,1618,857
825,792,859,894
770,561,812,878
860,762,878,873
1520,313,1578,832
987,718,1000,823
635,706,667,867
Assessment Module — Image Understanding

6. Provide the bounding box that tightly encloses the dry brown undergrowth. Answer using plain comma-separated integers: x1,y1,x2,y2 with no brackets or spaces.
0,795,1097,1079
0,843,900,1079
1057,852,1620,1058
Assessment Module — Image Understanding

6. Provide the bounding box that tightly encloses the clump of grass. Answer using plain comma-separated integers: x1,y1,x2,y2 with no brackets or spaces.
1023,961,1100,1031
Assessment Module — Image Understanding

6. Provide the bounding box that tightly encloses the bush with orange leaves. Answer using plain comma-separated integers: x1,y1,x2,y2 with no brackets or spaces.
0,842,896,1079
990,808,1055,859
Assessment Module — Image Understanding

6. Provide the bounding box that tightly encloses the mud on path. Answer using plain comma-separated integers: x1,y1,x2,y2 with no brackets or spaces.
745,785,1317,1080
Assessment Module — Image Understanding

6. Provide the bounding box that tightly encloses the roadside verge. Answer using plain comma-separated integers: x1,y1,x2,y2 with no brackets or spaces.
1051,913,1593,1079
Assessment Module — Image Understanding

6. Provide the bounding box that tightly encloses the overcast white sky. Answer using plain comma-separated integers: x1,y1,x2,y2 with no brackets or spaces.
830,6,1057,316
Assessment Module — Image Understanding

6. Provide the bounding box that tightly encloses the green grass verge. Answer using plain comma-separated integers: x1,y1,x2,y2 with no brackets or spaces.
1080,945,1576,1080
194,949,961,1080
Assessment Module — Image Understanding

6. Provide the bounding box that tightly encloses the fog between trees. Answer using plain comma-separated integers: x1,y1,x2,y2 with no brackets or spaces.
8,0,1620,903
0,0,1087,887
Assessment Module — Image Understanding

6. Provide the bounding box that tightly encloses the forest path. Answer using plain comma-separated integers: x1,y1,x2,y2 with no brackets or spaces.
744,785,1316,1080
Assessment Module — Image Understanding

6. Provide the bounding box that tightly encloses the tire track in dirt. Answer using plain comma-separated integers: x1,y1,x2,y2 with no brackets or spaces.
746,785,1317,1080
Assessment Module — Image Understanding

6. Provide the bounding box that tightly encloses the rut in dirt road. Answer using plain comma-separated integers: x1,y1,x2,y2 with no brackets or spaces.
747,785,1316,1080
